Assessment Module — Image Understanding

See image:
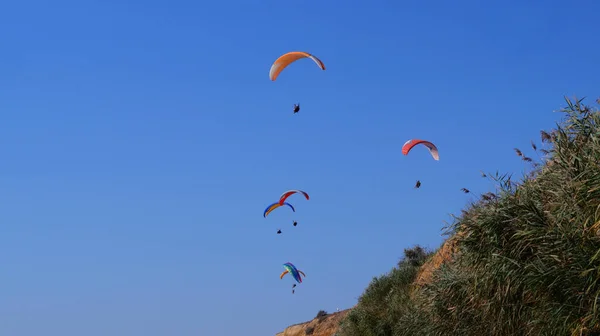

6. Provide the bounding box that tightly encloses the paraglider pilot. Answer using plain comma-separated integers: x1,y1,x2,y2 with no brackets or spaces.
293,104,300,113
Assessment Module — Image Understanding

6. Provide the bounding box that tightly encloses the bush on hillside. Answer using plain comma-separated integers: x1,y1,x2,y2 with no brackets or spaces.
337,245,433,336
315,310,328,318
401,245,429,267
315,309,328,322
338,97,600,336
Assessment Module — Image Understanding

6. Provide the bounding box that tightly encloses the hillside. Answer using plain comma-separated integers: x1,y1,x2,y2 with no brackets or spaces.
275,309,351,336
276,97,600,336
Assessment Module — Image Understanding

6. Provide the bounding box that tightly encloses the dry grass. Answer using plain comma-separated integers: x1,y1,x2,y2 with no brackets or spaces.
276,309,351,336
414,234,460,287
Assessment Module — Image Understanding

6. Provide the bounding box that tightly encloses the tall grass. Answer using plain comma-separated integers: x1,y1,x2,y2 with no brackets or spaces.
337,245,433,336
338,97,600,336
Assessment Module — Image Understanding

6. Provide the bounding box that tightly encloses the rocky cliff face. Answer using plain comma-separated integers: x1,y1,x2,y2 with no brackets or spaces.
275,309,350,336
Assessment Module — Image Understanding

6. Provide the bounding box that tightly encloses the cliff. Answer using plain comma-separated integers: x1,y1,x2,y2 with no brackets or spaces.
275,309,351,336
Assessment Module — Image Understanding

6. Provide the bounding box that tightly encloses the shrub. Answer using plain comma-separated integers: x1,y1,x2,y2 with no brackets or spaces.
400,245,429,267
315,310,329,323
338,245,434,336
315,310,328,319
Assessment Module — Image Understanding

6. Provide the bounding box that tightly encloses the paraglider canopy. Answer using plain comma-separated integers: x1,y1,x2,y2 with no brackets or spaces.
280,262,306,284
264,202,295,218
269,51,325,81
279,190,310,205
402,139,440,161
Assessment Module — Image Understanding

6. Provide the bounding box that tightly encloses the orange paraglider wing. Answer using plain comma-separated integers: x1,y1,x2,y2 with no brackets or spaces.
269,51,325,81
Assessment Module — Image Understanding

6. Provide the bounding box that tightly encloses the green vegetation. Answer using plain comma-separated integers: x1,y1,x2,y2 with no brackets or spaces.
338,97,600,336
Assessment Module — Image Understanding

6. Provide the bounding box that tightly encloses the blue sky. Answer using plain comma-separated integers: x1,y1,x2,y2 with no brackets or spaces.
1,0,599,335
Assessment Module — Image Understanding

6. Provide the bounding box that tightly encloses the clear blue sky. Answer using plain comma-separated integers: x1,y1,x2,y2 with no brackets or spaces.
1,0,598,335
